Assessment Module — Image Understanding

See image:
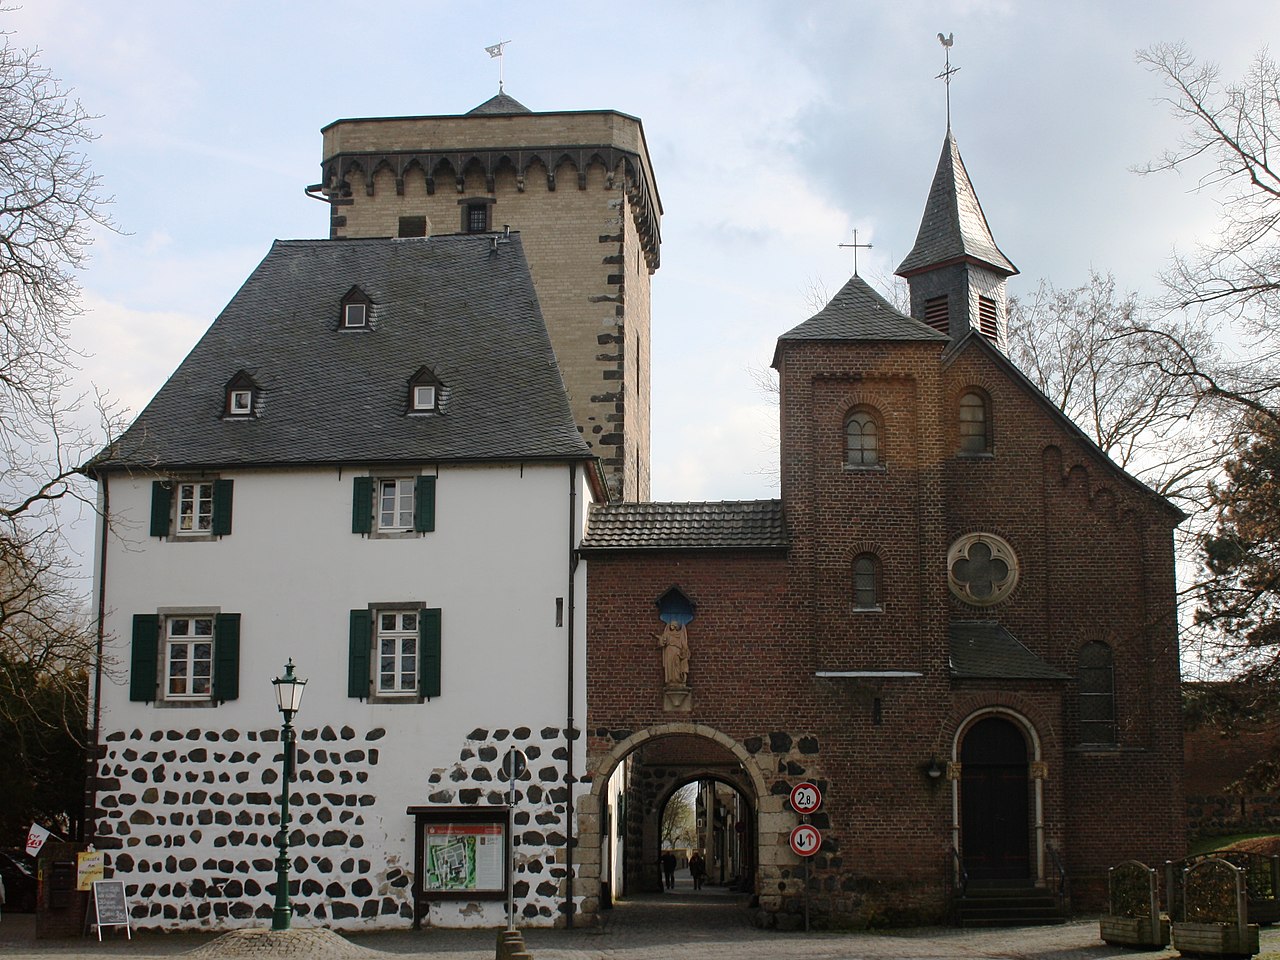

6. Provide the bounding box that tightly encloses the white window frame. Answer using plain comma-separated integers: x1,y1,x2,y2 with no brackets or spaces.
343,302,368,328
377,478,416,533
228,388,253,415
376,609,419,697
176,481,215,536
165,615,215,701
412,384,437,411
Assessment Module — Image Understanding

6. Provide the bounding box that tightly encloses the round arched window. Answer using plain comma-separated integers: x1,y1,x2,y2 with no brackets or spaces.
947,533,1019,606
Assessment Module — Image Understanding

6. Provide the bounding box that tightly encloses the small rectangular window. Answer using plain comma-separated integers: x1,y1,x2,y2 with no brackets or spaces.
166,616,215,699
378,479,416,532
412,385,437,411
176,482,214,535
466,203,489,233
228,389,253,415
377,611,419,696
344,303,368,328
398,216,427,238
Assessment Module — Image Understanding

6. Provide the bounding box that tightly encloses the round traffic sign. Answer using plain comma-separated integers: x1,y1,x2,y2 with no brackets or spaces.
789,823,821,857
502,748,527,781
789,781,822,814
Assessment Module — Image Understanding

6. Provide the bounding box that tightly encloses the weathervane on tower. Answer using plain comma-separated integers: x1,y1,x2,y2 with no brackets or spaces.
936,32,959,130
485,40,511,92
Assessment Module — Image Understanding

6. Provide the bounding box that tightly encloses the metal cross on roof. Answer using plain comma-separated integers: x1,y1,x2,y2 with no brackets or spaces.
838,229,873,276
936,32,960,131
484,40,511,92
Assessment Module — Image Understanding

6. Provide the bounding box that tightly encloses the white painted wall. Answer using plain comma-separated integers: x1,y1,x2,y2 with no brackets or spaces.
94,460,593,930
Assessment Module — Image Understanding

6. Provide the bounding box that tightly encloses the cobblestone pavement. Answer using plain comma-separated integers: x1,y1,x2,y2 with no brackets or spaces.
2,885,1279,960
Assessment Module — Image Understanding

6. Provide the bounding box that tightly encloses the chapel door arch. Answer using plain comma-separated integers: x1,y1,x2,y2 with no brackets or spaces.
954,711,1041,883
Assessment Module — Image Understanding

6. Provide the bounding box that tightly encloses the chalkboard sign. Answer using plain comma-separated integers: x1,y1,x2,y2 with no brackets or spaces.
91,880,131,940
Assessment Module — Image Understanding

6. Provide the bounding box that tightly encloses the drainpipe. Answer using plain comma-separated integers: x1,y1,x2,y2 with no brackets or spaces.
564,464,579,927
87,474,110,845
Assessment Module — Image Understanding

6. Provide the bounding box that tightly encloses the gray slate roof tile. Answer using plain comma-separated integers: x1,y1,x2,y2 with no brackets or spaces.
580,500,787,551
896,132,1017,278
778,275,948,343
467,92,532,115
96,235,589,470
949,621,1067,680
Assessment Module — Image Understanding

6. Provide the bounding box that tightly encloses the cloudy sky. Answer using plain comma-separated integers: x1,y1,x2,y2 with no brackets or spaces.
8,1,1274,575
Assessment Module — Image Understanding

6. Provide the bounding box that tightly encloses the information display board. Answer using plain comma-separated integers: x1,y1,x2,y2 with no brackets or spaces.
423,822,505,893
91,880,131,940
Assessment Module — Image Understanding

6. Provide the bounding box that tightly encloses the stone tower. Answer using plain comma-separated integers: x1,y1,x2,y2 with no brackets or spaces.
896,131,1017,348
311,91,662,502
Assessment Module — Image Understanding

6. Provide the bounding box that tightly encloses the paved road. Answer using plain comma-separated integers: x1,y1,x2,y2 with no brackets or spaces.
2,885,1278,959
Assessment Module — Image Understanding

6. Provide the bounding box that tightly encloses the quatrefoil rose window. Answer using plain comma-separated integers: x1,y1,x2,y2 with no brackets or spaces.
948,533,1019,607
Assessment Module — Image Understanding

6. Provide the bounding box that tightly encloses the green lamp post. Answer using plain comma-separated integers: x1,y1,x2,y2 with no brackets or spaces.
270,659,307,931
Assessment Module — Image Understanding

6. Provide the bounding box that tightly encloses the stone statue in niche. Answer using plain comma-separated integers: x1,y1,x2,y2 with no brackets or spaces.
656,620,690,687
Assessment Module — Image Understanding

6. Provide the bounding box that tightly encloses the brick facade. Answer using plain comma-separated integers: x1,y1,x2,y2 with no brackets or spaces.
580,316,1184,926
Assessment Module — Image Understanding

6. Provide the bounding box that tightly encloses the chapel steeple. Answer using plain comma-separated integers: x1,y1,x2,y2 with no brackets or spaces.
895,131,1017,347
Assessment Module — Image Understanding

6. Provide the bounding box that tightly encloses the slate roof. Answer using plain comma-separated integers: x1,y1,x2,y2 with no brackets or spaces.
93,235,590,471
467,91,532,115
777,275,947,344
949,621,1067,680
896,132,1018,278
579,500,788,551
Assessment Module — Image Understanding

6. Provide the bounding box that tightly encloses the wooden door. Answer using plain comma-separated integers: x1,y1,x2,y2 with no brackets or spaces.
960,716,1030,880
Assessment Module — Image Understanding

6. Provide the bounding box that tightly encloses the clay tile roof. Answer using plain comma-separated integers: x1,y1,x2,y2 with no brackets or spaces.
949,621,1067,680
777,275,947,344
896,131,1017,278
579,500,788,551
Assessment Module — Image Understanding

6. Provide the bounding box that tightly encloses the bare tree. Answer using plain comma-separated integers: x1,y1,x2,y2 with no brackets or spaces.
660,783,696,850
1007,271,1223,512
0,31,114,541
1134,43,1280,428
0,26,117,839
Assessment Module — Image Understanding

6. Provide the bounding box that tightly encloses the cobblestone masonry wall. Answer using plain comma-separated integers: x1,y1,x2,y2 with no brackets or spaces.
94,723,575,929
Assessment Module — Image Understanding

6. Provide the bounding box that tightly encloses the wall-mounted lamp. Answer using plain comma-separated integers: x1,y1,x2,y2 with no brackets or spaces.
925,756,945,782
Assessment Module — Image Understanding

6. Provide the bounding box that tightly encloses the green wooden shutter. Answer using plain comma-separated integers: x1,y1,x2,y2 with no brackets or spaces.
212,479,234,536
419,608,441,699
348,610,371,698
213,613,241,701
149,482,171,538
414,476,436,533
130,614,160,702
352,477,373,534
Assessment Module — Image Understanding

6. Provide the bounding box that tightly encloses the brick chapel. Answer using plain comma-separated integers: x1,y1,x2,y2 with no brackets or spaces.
576,127,1185,924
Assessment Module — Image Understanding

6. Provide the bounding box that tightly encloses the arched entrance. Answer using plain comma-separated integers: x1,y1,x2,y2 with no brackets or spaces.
581,724,766,919
954,712,1040,882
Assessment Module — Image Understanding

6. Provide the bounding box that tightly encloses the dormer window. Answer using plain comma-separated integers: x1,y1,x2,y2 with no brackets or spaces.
412,385,436,411
223,371,258,418
340,285,373,330
344,303,367,328
408,366,443,413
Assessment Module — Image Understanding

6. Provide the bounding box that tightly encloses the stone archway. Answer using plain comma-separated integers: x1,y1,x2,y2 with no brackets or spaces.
576,723,782,921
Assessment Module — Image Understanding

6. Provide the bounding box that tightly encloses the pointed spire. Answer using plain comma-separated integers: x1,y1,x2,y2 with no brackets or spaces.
896,132,1016,279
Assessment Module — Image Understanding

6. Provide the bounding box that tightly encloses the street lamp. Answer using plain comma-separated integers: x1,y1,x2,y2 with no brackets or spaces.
271,659,307,931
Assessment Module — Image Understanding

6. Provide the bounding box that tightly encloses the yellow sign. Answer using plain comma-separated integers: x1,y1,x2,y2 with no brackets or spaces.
76,851,105,891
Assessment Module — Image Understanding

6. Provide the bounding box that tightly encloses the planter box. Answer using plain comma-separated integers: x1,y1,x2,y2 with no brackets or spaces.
1171,920,1260,957
1100,914,1170,948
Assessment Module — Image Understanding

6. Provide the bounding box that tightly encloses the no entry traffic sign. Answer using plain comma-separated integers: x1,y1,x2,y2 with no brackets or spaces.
789,823,821,857
789,781,822,814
